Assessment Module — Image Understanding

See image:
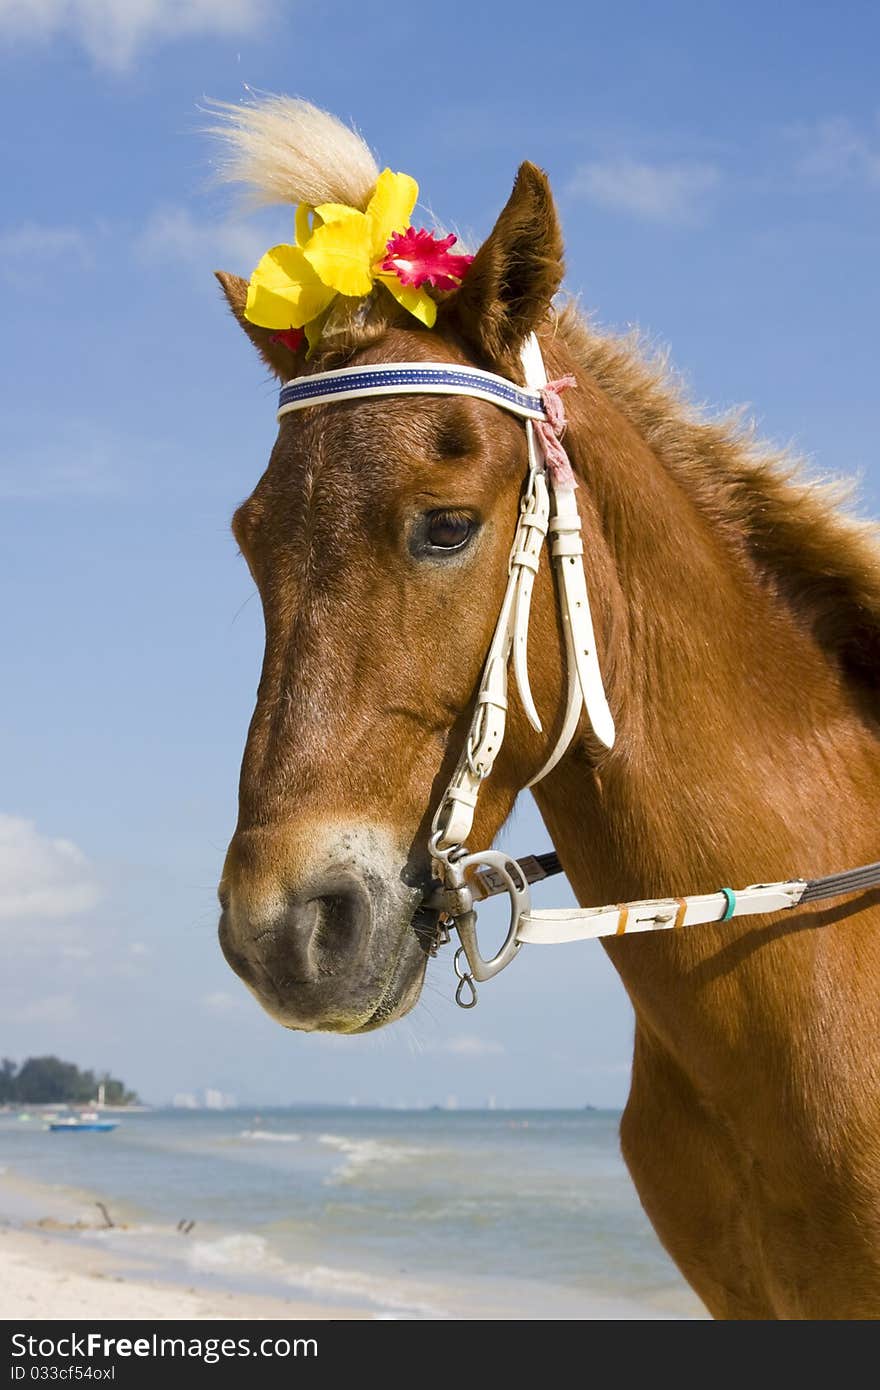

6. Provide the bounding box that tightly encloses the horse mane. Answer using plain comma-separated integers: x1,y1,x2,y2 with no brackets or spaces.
557,306,880,708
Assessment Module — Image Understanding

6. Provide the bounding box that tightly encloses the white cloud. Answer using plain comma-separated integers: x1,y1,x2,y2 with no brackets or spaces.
446,1036,505,1057
0,208,262,282
567,158,720,224
0,221,93,265
426,1035,506,1058
794,116,880,186
0,444,122,499
7,992,79,1025
0,0,269,71
0,815,100,920
60,943,94,960
135,205,266,275
1,411,223,501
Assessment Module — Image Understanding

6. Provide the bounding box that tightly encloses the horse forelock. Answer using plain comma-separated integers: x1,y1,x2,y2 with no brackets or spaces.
206,94,380,212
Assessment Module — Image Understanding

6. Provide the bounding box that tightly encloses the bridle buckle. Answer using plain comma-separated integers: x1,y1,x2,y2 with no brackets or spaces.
441,849,532,985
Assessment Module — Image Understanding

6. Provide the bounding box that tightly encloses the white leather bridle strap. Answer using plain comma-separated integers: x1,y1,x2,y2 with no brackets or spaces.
277,362,548,421
430,467,550,848
519,336,615,783
430,335,616,850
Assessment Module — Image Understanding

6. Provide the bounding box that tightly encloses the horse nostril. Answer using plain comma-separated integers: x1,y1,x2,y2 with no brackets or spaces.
219,874,374,991
307,888,367,972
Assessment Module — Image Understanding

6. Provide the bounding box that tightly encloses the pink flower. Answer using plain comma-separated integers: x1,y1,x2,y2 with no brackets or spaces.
381,227,474,292
271,327,305,352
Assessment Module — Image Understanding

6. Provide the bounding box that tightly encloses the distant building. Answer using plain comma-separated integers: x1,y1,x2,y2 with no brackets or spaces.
172,1092,199,1109
204,1088,236,1110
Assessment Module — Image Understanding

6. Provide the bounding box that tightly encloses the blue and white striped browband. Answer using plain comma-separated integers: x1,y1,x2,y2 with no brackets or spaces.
277,362,548,422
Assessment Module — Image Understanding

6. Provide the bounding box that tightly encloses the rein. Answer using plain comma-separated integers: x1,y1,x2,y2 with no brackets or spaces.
276,337,880,1008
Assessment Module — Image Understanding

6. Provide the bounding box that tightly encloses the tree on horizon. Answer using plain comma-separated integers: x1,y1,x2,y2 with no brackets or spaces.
0,1056,138,1105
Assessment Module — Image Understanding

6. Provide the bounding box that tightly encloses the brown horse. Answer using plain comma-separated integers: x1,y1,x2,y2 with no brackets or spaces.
212,98,880,1318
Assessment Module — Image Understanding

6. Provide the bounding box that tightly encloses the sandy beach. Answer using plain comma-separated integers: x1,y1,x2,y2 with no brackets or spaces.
0,1168,369,1321
0,1225,366,1320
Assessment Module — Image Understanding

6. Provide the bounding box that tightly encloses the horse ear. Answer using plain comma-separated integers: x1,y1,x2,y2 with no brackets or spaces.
442,162,564,368
214,271,302,381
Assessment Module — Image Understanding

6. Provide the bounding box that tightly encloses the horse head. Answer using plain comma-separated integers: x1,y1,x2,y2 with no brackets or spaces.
212,103,615,1032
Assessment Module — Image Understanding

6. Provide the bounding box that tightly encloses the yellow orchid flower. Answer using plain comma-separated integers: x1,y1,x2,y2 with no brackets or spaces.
295,172,420,301
375,274,437,328
302,203,375,298
366,170,436,325
244,244,335,330
243,167,465,345
366,169,418,260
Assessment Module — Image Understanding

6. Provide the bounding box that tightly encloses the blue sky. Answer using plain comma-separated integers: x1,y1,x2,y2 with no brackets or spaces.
1,1,878,1107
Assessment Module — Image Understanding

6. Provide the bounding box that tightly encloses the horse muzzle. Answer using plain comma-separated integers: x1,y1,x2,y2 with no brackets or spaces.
217,825,429,1032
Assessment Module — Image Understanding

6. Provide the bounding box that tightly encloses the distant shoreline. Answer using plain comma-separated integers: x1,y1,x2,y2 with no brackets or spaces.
0,1105,152,1114
0,1102,622,1118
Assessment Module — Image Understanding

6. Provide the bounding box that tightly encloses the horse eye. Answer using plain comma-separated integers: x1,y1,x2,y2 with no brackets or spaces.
424,511,475,551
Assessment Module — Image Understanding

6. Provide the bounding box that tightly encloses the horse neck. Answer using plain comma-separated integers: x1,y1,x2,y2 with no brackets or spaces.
531,362,880,1029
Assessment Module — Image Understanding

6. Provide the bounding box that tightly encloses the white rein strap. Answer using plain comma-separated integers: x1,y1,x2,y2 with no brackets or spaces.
518,880,808,943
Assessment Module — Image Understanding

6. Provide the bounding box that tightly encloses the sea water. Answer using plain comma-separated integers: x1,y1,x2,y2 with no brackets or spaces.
0,1108,704,1319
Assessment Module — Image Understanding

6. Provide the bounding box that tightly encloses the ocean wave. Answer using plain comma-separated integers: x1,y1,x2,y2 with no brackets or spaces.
317,1133,426,1183
93,1223,169,1239
286,1261,445,1318
238,1129,302,1143
188,1232,286,1276
187,1233,445,1317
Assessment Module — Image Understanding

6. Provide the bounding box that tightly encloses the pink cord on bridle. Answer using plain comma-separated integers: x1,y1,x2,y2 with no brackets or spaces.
536,375,578,488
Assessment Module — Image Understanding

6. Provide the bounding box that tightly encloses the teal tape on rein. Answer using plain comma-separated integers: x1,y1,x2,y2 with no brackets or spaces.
720,887,737,922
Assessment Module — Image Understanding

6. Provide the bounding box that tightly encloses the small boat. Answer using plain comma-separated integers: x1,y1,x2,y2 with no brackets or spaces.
48,1118,118,1133
47,1083,122,1132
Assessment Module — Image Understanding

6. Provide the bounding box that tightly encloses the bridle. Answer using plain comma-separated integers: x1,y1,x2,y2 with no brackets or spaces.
275,335,880,1009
